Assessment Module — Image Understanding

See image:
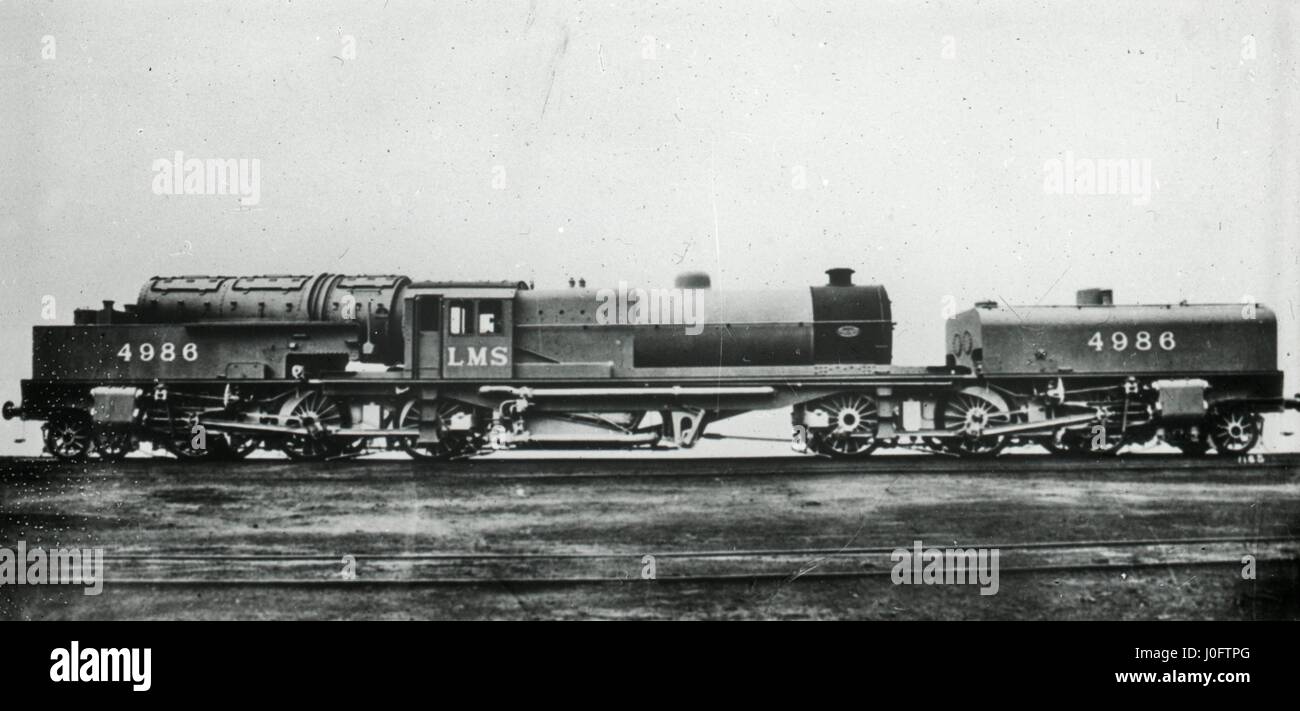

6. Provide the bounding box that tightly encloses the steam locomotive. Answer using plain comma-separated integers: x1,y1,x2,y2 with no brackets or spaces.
4,269,1296,461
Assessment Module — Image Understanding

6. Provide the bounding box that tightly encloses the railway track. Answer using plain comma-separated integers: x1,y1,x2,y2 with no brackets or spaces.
93,559,1297,588
100,534,1300,561
1,451,1297,482
90,535,1300,586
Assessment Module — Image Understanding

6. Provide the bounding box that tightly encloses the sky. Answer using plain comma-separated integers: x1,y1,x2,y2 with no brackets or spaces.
1,0,1297,454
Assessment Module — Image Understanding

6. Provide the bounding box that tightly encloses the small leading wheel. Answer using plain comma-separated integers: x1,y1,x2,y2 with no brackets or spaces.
805,393,879,457
44,412,94,462
1207,406,1261,454
396,399,480,460
93,428,135,462
939,391,1011,456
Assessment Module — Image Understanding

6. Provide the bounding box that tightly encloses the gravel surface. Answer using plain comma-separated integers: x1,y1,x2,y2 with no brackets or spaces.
2,454,1297,619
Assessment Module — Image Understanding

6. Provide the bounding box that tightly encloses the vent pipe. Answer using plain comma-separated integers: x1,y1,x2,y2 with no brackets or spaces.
674,271,712,289
1076,289,1113,306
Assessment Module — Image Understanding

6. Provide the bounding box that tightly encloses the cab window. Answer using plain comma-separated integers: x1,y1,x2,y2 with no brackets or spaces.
448,300,473,335
478,300,503,335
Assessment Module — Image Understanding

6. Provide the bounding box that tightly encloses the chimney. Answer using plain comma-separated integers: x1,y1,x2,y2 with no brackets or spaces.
1076,288,1113,306
97,300,116,325
825,268,855,287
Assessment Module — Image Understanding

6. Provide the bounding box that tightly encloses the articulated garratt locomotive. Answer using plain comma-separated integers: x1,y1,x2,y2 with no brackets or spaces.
4,269,1296,461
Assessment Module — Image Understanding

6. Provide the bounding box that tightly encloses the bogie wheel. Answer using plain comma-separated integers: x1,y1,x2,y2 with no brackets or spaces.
170,433,259,460
1166,427,1210,456
163,414,220,460
396,399,481,460
1062,420,1126,456
923,437,955,454
93,429,135,462
804,393,879,457
939,391,1011,456
166,434,209,460
44,412,94,462
1177,439,1211,456
280,390,350,461
1207,406,1262,455
215,433,260,460
1043,428,1075,455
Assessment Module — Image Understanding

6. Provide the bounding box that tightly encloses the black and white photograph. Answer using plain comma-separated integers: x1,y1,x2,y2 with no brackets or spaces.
0,0,1296,692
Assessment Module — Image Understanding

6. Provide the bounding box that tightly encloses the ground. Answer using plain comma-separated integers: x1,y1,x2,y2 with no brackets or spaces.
1,453,1297,620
